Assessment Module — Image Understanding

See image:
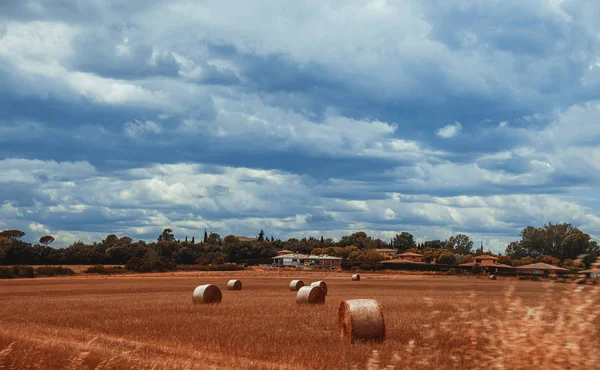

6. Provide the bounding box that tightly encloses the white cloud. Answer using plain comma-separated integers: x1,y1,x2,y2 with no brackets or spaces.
436,121,462,139
124,120,162,138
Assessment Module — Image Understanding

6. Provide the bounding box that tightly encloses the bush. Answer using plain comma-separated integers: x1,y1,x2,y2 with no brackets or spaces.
85,265,126,275
0,267,15,279
35,266,75,277
125,257,176,273
126,257,145,272
12,265,35,278
85,265,109,274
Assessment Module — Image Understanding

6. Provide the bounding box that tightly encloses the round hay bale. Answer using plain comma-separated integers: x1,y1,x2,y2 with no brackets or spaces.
296,286,325,305
489,275,497,280
192,284,222,304
227,279,242,291
338,299,385,343
310,281,328,296
289,279,304,291
352,274,360,281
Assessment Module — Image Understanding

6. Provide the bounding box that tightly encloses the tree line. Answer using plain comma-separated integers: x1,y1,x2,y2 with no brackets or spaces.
0,222,597,270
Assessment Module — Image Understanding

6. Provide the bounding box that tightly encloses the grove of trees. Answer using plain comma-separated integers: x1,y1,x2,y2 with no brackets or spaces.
0,222,597,270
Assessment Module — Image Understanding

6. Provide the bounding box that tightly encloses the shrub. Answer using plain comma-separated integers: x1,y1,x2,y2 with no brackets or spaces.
0,267,16,279
125,257,176,273
12,265,35,278
35,266,75,277
126,257,145,272
85,265,109,274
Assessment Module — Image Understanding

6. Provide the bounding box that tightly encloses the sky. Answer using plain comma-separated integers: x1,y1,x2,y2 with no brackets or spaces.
2,0,600,252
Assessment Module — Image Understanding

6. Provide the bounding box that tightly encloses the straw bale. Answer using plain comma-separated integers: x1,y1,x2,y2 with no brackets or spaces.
227,279,242,290
192,284,222,304
289,279,304,291
310,280,328,296
352,274,360,281
296,286,325,305
338,299,385,343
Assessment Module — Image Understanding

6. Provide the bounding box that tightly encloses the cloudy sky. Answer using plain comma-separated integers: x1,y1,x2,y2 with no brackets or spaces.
2,0,600,251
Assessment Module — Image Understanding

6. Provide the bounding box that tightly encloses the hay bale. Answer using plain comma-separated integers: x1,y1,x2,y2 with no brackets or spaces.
489,275,497,280
338,299,385,343
296,286,325,305
352,274,360,281
227,279,242,290
192,284,222,304
310,281,328,296
289,279,304,291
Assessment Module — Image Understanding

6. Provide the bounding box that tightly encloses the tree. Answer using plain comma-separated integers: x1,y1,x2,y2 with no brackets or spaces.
204,229,208,243
191,236,195,244
391,232,416,251
0,230,25,240
158,228,175,242
223,235,239,246
445,234,473,255
39,235,55,247
206,233,222,245
103,234,119,246
257,229,265,242
506,223,599,261
505,241,528,259
436,250,457,265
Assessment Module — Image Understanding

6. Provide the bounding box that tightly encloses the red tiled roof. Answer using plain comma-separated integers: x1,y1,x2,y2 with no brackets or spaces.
398,252,423,257
474,255,498,260
516,263,568,271
460,262,513,268
382,258,426,264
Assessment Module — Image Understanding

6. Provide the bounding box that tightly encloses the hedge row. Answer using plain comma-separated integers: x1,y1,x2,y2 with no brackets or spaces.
0,265,75,279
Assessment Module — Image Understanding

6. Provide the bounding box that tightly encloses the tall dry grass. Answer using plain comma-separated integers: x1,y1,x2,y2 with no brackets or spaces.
0,272,598,369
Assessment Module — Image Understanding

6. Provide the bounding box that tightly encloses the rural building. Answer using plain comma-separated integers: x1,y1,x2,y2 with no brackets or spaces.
276,249,294,256
473,255,499,265
397,252,424,263
375,249,398,259
579,262,600,278
516,262,569,276
271,254,342,269
459,255,513,273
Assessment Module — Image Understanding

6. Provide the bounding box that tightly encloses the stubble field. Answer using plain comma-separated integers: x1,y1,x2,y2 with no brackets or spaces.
1,271,599,370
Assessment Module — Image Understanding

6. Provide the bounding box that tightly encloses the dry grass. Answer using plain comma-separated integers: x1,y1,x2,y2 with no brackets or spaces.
0,272,598,369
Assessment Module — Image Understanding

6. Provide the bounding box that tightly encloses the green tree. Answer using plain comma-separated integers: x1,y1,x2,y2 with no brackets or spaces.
39,235,55,247
223,235,240,246
0,230,25,240
257,229,265,241
391,232,416,251
158,228,175,242
206,233,222,245
436,250,457,265
445,234,473,255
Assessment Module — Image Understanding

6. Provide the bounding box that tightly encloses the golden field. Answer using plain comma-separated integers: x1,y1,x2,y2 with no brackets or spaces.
0,271,599,369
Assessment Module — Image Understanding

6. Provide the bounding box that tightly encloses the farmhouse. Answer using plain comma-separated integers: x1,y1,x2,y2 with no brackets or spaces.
276,249,294,256
459,255,514,273
516,262,569,276
271,253,342,268
382,251,426,265
578,262,600,278
397,252,424,263
375,248,398,259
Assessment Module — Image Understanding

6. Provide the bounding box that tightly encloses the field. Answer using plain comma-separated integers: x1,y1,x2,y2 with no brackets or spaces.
1,271,599,369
